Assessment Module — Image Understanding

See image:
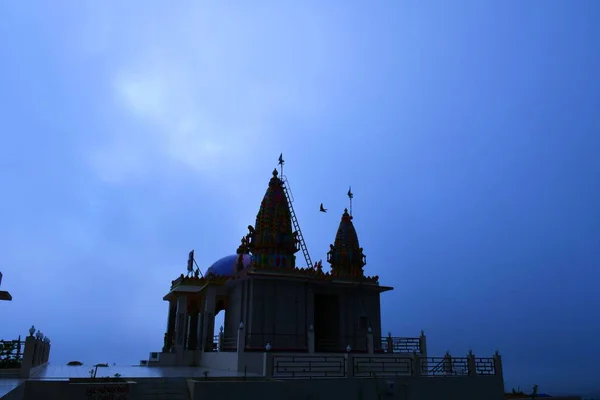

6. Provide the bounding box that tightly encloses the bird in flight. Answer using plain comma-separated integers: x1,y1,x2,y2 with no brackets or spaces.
319,203,327,213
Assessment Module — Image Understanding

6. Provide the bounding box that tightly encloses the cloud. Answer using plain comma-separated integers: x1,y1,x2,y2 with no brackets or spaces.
76,2,335,184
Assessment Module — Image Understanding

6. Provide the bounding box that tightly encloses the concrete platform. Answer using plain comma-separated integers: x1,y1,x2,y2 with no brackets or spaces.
27,363,261,380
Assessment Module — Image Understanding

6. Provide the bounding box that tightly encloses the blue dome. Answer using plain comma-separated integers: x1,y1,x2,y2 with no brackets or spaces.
205,254,251,277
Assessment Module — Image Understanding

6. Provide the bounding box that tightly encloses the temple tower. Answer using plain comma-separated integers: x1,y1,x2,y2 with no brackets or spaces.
241,168,299,270
327,208,367,279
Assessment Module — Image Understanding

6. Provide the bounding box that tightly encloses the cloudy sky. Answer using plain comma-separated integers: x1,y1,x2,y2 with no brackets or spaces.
1,0,599,395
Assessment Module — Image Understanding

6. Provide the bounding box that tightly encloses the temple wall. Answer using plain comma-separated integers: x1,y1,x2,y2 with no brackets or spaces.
247,278,308,350
340,289,382,343
224,284,243,341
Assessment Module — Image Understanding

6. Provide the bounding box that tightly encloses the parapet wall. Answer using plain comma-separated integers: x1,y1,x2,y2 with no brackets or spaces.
190,375,506,400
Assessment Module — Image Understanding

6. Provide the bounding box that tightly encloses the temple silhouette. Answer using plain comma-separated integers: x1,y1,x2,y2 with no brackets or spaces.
145,158,504,400
160,167,386,360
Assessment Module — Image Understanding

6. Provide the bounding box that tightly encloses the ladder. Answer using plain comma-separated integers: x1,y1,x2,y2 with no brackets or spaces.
281,175,313,269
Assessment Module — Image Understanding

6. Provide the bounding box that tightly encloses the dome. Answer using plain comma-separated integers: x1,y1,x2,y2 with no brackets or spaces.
205,254,251,277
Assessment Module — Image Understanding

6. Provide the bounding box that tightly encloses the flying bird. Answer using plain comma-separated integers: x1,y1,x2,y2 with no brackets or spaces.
319,203,327,213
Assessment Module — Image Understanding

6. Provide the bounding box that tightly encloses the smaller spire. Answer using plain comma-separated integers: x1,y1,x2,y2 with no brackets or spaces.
327,208,366,279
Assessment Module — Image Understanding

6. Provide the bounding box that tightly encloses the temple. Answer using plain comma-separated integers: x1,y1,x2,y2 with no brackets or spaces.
141,162,505,399
157,169,387,363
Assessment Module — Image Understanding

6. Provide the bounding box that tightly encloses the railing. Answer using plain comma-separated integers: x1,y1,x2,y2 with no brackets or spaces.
353,355,413,377
421,356,469,376
272,355,346,379
474,357,496,375
270,353,500,379
245,333,308,352
0,338,24,369
221,337,237,352
211,335,218,352
375,336,421,354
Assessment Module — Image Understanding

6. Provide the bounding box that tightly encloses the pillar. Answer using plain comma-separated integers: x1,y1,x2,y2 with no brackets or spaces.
164,300,177,352
201,287,217,352
386,332,393,353
196,312,204,351
412,352,421,376
19,336,36,378
419,330,427,357
45,343,51,363
467,350,477,376
306,286,314,338
218,326,224,352
263,352,274,379
174,295,188,354
308,324,315,353
237,322,245,352
493,351,504,387
443,352,453,375
346,354,354,379
367,327,374,354
188,312,199,350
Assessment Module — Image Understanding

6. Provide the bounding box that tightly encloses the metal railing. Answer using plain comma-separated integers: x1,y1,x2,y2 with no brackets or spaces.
421,357,468,376
272,355,346,379
245,333,308,352
221,337,237,352
271,354,499,379
474,357,496,375
0,338,24,368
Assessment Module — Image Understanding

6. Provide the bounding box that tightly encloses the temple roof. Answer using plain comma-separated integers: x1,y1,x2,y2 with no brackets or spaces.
334,208,360,251
251,169,296,254
327,208,366,278
205,254,251,277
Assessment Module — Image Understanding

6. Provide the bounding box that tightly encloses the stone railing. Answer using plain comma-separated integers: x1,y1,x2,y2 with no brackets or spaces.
0,325,52,378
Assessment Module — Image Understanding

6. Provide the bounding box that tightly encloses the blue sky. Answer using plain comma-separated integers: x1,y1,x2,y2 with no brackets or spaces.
1,0,599,395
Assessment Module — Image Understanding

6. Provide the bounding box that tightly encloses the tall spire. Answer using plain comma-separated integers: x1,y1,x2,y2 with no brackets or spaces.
240,168,299,270
327,208,366,278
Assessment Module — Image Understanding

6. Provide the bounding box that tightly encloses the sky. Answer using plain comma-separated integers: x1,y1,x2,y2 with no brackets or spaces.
0,0,599,395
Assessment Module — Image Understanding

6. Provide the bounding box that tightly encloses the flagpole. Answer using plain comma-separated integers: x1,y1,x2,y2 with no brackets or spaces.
278,153,285,177
348,186,353,218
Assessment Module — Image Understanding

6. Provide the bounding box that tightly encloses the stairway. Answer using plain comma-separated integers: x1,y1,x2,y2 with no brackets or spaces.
136,378,190,400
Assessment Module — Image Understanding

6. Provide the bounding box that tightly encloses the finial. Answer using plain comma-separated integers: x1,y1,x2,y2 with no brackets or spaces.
346,345,352,353
420,330,425,336
265,342,272,351
309,324,314,332
239,322,244,330
272,168,278,177
367,326,372,334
